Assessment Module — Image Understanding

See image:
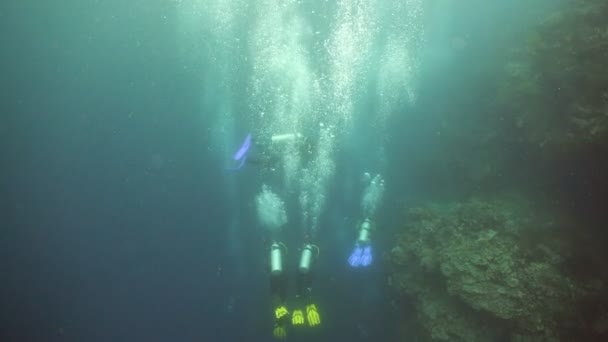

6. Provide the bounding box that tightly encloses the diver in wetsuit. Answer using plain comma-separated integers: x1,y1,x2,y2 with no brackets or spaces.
269,240,321,339
269,242,289,339
291,242,320,328
228,132,314,172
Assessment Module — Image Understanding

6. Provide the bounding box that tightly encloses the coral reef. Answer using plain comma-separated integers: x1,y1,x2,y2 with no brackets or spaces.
495,0,608,151
386,2,608,340
387,198,603,341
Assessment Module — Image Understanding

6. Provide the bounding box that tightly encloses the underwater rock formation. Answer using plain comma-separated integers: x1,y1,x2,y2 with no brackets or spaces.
387,198,603,341
495,0,608,152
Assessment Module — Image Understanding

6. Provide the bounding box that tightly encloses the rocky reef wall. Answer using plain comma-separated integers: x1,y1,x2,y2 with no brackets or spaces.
387,1,608,340
387,198,606,341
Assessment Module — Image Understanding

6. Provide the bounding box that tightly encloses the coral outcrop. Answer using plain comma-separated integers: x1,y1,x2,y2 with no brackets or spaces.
387,198,601,341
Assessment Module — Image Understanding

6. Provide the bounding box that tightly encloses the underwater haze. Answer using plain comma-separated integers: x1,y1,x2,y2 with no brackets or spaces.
3,0,608,341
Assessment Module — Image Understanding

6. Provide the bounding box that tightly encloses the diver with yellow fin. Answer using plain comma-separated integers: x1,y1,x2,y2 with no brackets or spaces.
269,241,290,339
269,237,321,339
250,134,321,339
292,242,321,328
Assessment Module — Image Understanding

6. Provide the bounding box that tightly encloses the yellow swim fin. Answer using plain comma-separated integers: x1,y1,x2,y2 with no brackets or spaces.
273,324,287,339
274,306,289,320
292,309,305,325
306,304,321,327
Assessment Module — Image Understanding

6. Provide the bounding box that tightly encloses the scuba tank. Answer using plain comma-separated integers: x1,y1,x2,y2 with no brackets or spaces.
270,242,284,275
298,243,320,273
357,219,372,244
271,133,302,143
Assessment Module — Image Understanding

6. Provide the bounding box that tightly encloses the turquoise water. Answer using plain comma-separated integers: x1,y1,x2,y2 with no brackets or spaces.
3,0,606,341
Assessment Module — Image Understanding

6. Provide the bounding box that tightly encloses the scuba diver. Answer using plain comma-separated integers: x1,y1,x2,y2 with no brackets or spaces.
348,173,385,268
269,239,321,339
232,131,322,339
228,132,314,172
348,218,374,267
